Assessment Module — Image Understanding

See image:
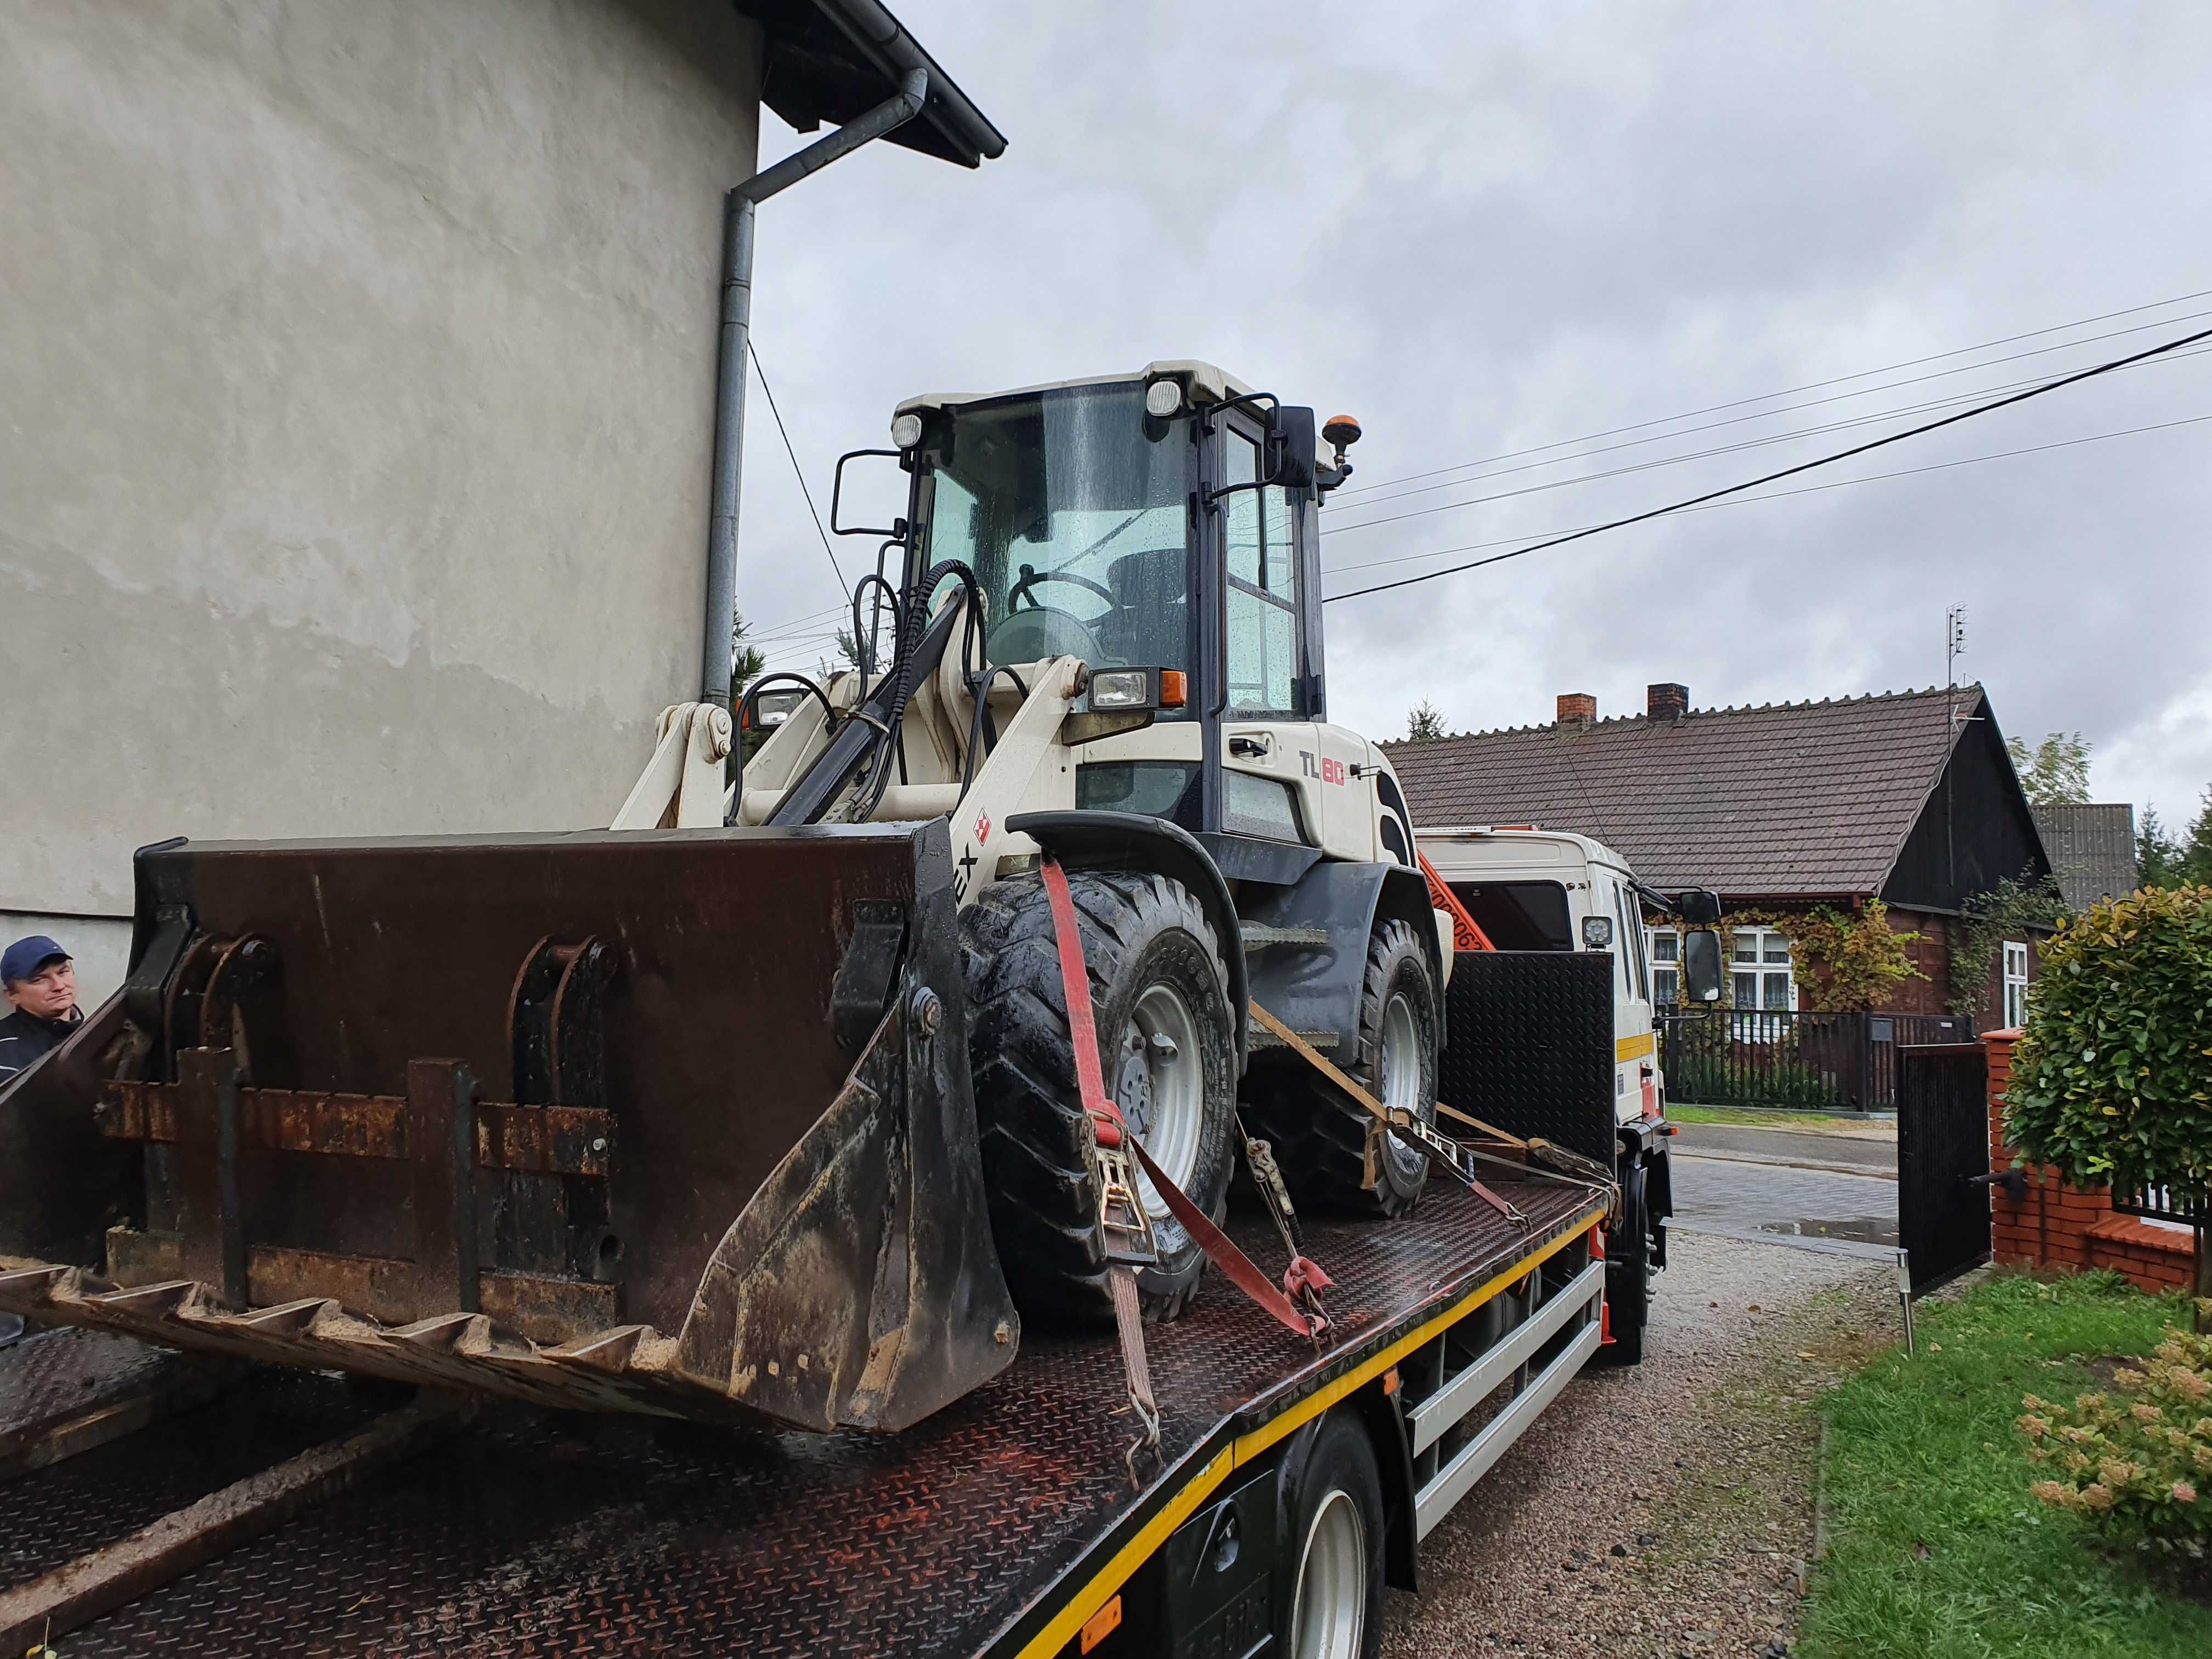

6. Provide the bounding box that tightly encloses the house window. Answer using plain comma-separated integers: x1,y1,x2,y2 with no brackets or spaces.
2002,940,2029,1027
1649,927,1678,1004
1731,927,1796,1012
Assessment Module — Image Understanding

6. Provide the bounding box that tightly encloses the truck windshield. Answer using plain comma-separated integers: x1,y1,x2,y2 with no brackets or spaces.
917,385,1190,697
1448,881,1575,951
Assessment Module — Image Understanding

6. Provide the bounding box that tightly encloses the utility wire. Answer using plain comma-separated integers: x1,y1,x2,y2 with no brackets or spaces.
749,339,845,592
1322,410,2212,582
1327,285,2212,500
1331,311,2212,518
1325,340,2212,537
1323,321,2212,605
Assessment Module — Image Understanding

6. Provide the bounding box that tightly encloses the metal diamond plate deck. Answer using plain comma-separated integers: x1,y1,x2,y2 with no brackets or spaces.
0,1327,178,1444
49,1182,1598,1658
0,1364,388,1593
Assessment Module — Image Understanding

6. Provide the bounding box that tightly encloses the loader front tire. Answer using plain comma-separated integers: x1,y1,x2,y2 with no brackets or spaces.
962,869,1238,1325
1244,917,1440,1218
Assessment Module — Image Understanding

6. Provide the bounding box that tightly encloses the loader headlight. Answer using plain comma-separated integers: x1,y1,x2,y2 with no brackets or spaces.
1089,669,1155,710
890,411,924,449
1143,379,1183,418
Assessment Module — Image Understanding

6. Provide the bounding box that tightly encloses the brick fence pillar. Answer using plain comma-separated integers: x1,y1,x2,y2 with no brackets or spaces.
1983,1028,2198,1294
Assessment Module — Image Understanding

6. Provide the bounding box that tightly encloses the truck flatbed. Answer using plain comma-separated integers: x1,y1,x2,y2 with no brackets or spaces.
0,1178,1605,1657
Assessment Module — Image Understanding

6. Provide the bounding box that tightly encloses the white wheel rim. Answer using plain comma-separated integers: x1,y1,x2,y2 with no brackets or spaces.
1379,992,1422,1119
1290,1488,1367,1659
1119,981,1205,1209
1377,990,1426,1179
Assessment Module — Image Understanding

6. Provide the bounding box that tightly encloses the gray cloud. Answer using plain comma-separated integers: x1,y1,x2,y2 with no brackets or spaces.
726,1,2212,824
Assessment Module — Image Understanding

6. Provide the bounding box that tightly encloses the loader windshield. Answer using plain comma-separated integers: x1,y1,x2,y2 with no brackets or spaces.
915,385,1191,702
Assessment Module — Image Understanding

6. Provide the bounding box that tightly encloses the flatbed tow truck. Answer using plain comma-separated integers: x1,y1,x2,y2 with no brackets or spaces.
0,962,1626,1659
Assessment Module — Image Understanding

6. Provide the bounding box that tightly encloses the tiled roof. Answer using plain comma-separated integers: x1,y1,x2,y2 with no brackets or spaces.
2030,803,2138,909
1383,686,1984,898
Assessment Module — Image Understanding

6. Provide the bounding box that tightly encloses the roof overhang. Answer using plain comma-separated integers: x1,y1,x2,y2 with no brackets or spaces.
734,0,1007,168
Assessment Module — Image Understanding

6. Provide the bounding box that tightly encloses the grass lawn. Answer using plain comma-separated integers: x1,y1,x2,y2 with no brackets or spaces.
1664,1103,1878,1132
1802,1272,2212,1658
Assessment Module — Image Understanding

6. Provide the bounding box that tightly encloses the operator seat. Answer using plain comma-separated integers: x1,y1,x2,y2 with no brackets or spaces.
1097,548,1187,667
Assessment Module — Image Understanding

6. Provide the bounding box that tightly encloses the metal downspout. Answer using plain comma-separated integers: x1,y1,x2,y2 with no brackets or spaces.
698,66,930,708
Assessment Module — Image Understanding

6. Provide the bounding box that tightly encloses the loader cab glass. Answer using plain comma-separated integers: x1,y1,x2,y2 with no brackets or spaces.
911,383,1193,707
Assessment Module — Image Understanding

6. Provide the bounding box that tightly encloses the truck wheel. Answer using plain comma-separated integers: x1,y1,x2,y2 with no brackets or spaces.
962,869,1237,1324
1278,1411,1385,1659
1601,1159,1650,1366
1246,917,1438,1218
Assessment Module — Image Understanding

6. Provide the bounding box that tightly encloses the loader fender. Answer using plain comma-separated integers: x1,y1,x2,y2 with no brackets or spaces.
1005,810,1247,1069
1241,862,1443,1063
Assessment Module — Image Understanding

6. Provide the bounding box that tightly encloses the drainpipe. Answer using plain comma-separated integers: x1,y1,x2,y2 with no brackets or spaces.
698,66,930,709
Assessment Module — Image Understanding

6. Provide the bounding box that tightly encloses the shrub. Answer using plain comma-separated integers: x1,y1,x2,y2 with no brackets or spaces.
2019,1307,2212,1554
2005,884,2212,1198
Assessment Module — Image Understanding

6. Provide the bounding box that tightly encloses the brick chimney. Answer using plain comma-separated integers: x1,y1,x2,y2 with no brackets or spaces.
1646,682,1688,723
1555,692,1596,730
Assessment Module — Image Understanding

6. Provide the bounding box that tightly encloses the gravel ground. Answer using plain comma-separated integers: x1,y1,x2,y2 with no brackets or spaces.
1384,1231,1898,1658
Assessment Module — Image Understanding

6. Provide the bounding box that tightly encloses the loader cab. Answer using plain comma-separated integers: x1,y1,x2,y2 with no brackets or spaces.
896,363,1332,852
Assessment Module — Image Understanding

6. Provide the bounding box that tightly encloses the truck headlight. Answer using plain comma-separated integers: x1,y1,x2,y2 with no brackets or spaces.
1089,669,1154,709
1582,915,1615,949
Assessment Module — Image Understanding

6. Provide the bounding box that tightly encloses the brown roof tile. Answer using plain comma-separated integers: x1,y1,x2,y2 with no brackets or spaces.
2030,803,2138,909
1382,686,1983,898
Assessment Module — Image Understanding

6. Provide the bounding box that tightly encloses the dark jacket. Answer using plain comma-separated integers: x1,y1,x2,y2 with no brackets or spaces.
0,1005,81,1084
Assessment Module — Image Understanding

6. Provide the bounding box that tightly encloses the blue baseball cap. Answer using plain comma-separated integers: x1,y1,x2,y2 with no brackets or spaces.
1,935,70,986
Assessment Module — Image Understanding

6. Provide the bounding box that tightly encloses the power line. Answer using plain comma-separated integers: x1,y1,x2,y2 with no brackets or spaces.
1322,321,2212,605
1326,285,2212,501
1322,410,2212,583
1330,309,2212,518
748,340,845,592
1323,340,2212,538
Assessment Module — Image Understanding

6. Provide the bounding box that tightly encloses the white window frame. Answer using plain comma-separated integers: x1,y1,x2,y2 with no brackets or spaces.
2002,940,2029,1028
1648,926,1679,1005
1729,926,1797,1016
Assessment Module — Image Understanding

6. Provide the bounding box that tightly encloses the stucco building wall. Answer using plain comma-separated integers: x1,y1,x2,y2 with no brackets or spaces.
1,0,763,1003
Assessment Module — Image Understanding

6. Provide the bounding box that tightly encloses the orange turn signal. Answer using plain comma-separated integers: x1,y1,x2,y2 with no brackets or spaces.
1159,670,1188,708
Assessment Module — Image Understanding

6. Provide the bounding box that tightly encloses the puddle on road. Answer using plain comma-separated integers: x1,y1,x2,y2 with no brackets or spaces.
1758,1217,1899,1246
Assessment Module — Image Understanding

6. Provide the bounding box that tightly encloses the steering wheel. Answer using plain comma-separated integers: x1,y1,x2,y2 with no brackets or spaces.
1008,563,1116,610
985,602,1105,667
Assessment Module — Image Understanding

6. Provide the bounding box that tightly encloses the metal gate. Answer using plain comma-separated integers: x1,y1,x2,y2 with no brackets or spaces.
1896,1043,1991,1296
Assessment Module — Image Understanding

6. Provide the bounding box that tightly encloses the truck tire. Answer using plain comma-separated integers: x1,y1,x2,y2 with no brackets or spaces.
1601,1159,1650,1366
1276,1410,1385,1659
962,869,1238,1324
1244,917,1439,1218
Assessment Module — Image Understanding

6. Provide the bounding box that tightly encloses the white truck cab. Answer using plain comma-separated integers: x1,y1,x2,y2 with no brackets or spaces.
1418,825,1663,1125
1417,823,1721,1364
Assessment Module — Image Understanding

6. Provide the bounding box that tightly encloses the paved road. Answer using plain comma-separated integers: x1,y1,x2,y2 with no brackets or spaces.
1668,1149,1898,1259
1671,1122,1897,1175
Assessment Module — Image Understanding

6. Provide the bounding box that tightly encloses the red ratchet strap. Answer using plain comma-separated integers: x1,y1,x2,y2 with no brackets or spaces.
1039,855,1329,1341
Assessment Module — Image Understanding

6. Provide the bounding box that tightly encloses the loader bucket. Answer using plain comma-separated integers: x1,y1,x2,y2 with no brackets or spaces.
0,820,1018,1434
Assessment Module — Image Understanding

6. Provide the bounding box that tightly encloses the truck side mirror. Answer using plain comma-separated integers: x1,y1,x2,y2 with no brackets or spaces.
1672,888,1722,926
1680,928,1724,1003
1268,406,1318,492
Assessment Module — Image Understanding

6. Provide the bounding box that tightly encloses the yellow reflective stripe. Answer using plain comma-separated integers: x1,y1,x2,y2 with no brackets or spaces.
1015,1207,1605,1658
1615,1031,1655,1063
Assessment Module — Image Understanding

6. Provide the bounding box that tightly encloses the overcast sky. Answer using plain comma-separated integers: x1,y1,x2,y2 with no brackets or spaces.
729,1,2212,832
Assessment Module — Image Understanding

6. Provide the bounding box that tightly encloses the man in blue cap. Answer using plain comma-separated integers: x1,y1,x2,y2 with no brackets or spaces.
1,934,82,1086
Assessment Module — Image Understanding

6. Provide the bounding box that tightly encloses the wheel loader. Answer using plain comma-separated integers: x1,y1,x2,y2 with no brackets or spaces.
0,361,1461,1437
